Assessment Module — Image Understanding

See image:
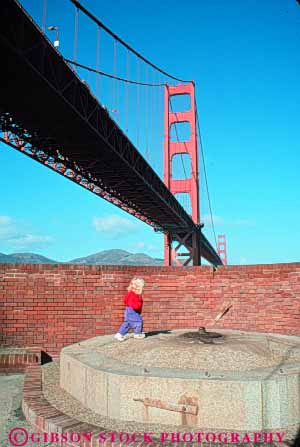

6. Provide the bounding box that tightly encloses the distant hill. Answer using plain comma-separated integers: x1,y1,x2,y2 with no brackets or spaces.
69,249,163,266
0,252,57,264
69,249,131,264
0,249,163,266
0,253,13,263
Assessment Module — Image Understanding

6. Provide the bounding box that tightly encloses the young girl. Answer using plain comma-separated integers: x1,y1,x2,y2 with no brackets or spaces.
115,277,145,341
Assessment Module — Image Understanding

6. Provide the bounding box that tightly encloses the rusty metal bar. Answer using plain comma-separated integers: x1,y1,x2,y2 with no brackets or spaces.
133,398,198,415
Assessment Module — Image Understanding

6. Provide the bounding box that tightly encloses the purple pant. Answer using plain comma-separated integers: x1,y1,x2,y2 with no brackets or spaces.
118,306,143,336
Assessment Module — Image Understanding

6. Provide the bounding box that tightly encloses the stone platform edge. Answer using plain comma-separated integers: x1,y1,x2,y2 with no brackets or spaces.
21,365,294,447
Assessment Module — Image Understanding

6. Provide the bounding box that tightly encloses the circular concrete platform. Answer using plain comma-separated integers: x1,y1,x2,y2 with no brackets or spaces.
60,329,300,431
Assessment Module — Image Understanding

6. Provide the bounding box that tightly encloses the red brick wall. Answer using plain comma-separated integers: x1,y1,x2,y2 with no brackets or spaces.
1,263,300,356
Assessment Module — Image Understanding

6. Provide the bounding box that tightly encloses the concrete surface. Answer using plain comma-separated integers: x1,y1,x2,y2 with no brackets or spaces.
0,373,54,447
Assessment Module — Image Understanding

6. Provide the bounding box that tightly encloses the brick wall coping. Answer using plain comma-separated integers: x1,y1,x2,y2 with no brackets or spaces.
1,261,300,273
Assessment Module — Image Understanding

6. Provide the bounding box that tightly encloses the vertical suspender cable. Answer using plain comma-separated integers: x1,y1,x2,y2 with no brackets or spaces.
125,50,129,133
136,58,140,147
69,0,192,84
113,39,117,114
195,101,218,249
73,7,79,69
158,74,162,177
145,66,149,161
155,72,159,174
96,26,101,99
152,71,157,169
149,71,155,168
116,43,120,123
42,0,47,32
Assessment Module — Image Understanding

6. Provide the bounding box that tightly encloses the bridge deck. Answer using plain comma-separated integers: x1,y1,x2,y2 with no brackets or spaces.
0,0,222,266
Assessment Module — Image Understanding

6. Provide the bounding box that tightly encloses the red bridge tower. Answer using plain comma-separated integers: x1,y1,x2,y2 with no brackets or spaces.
164,82,200,266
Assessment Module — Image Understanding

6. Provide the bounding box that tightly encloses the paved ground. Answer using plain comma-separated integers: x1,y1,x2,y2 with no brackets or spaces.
0,373,54,447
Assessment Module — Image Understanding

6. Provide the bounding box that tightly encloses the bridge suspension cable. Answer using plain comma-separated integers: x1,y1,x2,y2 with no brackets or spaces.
68,0,192,84
65,59,166,86
65,0,193,183
195,99,218,250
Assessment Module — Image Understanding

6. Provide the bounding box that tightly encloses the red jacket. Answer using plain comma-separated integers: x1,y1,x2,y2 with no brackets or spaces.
124,290,143,312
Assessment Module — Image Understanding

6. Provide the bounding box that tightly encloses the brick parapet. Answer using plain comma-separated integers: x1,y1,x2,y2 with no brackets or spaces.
1,262,300,356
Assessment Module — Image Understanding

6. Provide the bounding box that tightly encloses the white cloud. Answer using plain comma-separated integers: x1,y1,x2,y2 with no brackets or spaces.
0,215,53,250
8,234,53,250
92,214,137,239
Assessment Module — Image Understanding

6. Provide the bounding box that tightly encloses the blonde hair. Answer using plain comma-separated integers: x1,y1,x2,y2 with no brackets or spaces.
128,277,145,292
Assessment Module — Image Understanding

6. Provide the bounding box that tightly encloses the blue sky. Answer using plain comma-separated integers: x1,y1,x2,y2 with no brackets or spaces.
0,0,300,264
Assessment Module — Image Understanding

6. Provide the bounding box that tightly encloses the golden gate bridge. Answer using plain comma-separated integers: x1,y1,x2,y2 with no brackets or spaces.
0,0,225,266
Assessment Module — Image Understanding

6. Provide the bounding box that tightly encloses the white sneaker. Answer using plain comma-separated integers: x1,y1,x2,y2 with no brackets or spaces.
114,333,125,341
133,333,146,339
